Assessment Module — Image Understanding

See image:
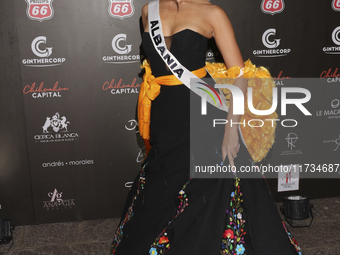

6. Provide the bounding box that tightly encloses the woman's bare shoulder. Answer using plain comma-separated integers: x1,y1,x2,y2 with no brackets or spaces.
142,3,148,16
204,3,228,19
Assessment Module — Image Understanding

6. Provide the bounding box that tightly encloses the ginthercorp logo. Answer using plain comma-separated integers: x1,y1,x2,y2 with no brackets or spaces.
43,189,75,210
102,34,141,64
108,0,134,20
316,99,340,119
261,0,285,15
253,28,291,57
112,34,131,54
26,0,54,22
323,26,340,54
281,133,302,155
22,36,66,67
34,112,79,143
32,36,52,57
332,0,340,12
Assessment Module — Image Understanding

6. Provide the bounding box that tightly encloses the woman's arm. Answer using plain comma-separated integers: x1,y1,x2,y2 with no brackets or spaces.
142,3,149,32
208,6,247,167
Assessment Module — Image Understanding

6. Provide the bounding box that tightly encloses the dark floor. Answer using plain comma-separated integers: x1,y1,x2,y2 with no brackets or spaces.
1,197,339,255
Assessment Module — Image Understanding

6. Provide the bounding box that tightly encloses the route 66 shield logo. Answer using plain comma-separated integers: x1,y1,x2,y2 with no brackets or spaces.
108,0,134,19
26,0,54,22
261,0,285,15
332,0,340,12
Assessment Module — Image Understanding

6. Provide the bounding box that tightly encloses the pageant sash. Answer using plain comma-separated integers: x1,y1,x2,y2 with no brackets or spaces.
147,0,228,113
147,0,248,149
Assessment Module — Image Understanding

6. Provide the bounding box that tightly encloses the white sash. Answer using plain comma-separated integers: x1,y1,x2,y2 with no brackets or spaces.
147,0,247,148
147,0,228,113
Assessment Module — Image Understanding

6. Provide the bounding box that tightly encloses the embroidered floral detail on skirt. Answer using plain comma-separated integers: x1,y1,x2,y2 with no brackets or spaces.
220,177,247,255
110,165,146,254
281,220,304,255
148,181,190,254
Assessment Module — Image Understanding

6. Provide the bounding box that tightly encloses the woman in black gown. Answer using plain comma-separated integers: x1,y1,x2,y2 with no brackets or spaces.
110,0,303,254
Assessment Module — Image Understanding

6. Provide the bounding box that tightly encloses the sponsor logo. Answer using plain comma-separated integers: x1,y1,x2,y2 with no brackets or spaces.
281,133,302,155
253,28,291,57
125,182,133,189
136,148,146,163
320,68,340,83
273,71,291,86
41,159,95,168
261,0,285,15
26,0,54,22
22,36,66,67
323,135,340,151
316,99,340,119
23,81,69,98
103,34,141,64
125,119,138,130
332,0,340,12
102,77,140,95
323,26,340,54
34,112,79,143
205,50,221,61
108,0,134,19
43,188,75,210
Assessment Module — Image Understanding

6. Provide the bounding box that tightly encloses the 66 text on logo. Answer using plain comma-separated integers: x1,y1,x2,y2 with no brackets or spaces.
261,0,285,15
26,0,54,22
108,0,134,20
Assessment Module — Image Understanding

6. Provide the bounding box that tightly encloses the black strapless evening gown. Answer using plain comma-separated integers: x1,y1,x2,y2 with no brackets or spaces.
110,29,303,255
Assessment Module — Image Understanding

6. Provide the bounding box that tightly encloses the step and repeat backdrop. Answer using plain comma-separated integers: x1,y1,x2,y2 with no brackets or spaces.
0,0,339,225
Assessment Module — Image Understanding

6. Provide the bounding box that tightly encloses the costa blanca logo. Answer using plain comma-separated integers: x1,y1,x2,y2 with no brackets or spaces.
108,0,134,19
42,112,69,133
34,112,79,143
22,36,66,67
323,26,340,54
281,133,302,155
125,119,138,130
102,34,141,64
261,0,285,15
332,0,340,12
316,98,340,119
253,28,291,57
43,188,75,210
26,0,54,22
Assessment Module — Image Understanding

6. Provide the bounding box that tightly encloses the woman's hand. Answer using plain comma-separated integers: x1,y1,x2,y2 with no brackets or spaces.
222,126,240,168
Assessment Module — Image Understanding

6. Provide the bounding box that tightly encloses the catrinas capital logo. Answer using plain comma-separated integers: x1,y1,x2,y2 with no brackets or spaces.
26,0,54,22
108,0,134,19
